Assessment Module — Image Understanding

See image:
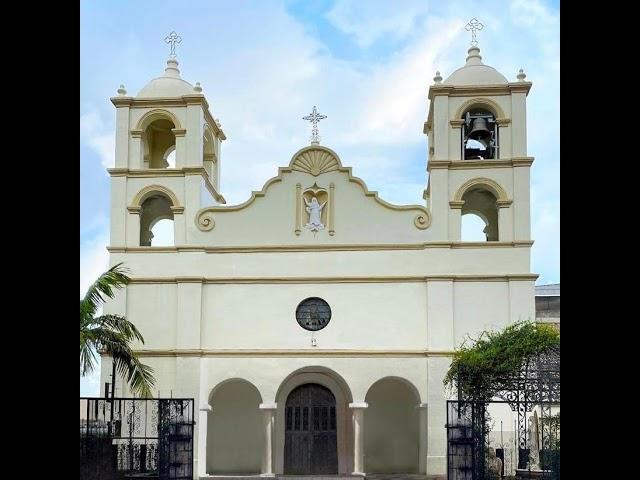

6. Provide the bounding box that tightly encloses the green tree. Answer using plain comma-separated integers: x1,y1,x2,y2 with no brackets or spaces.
80,263,155,397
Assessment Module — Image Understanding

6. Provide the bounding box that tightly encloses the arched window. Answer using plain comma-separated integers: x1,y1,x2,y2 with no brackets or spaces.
462,109,498,160
460,187,499,241
142,118,176,169
139,193,174,246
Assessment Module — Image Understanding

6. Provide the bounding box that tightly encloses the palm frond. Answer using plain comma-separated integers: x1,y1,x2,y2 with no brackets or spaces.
81,263,130,319
93,315,145,344
114,354,156,398
80,342,98,376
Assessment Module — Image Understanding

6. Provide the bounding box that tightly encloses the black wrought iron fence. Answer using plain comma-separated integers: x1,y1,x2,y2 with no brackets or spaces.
80,397,194,480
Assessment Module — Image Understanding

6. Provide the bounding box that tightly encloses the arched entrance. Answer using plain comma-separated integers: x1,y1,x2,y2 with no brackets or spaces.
365,377,420,474
284,383,338,475
207,379,263,475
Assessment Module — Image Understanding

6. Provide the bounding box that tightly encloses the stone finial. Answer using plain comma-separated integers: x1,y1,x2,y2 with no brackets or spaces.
433,71,443,84
117,84,127,96
517,68,527,81
194,82,202,93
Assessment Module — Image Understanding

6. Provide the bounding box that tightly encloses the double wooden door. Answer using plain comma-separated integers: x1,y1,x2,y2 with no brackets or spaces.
284,383,338,475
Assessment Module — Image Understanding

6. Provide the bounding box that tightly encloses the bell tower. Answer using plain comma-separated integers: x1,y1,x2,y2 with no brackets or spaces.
423,26,533,244
108,34,226,248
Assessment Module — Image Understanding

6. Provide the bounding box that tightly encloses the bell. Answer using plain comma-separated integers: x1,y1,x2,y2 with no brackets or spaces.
467,117,491,140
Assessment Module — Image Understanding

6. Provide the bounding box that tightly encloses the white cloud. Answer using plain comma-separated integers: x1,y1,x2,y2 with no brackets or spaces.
80,109,115,169
326,0,431,48
80,229,110,298
80,0,559,284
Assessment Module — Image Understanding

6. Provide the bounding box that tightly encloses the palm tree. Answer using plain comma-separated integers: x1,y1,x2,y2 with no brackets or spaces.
80,263,155,397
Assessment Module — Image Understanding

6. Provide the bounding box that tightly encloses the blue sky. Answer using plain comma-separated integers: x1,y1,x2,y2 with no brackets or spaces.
80,0,559,395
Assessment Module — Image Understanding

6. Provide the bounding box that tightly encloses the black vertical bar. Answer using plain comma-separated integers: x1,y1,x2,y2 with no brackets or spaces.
86,399,90,437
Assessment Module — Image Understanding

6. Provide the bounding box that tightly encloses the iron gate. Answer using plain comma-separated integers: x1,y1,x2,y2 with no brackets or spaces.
447,346,560,479
80,397,194,480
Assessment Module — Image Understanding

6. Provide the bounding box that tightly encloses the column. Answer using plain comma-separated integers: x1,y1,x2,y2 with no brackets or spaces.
197,405,211,477
349,402,368,476
497,201,514,242
129,130,143,169
418,403,428,474
449,201,463,241
259,402,277,478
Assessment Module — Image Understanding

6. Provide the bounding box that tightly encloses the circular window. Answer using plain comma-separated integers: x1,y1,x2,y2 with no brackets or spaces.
296,297,331,331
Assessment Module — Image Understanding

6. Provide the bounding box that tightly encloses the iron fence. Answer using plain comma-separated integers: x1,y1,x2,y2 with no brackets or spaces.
80,397,194,480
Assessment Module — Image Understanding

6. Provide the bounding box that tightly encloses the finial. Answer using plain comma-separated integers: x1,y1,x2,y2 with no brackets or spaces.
433,71,442,84
164,57,181,78
165,31,182,58
517,68,527,81
194,82,202,93
302,106,327,145
117,84,127,96
465,18,483,47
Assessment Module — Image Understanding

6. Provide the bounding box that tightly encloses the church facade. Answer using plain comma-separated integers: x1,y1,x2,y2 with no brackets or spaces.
101,39,535,479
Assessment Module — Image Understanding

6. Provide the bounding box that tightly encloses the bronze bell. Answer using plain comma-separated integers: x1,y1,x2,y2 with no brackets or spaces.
467,117,491,140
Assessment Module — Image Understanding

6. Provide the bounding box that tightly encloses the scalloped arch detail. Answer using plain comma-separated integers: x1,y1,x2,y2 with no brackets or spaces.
289,146,342,176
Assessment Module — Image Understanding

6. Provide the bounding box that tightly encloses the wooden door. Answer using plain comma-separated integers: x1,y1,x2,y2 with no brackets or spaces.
284,383,338,474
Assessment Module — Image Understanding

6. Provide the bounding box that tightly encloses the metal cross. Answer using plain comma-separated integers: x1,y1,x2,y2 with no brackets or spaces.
165,31,182,57
465,18,483,47
302,106,327,145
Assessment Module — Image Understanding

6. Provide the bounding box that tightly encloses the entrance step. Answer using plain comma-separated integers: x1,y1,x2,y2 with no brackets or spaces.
202,475,430,480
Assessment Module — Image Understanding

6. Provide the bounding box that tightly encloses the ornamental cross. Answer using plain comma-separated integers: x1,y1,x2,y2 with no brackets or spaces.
165,31,182,57
465,18,483,46
302,106,327,145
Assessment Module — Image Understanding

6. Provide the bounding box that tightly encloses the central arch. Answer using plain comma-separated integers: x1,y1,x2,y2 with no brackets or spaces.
284,383,338,475
275,366,353,475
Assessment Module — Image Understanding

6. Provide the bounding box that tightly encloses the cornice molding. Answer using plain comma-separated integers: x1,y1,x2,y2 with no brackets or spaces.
122,273,539,285
117,349,458,358
427,157,534,171
106,240,534,254
107,167,225,203
428,82,532,100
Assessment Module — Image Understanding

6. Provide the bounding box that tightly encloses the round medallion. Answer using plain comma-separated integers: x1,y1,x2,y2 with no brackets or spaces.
295,297,331,331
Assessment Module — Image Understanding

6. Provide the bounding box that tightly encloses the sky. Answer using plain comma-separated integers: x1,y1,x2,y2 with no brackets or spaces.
80,0,560,395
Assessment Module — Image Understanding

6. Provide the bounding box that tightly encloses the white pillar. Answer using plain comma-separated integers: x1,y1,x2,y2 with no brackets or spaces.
259,402,277,478
349,402,368,476
418,403,428,474
197,405,211,477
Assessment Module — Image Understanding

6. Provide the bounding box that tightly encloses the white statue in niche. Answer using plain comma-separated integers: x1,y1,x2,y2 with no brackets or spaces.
304,196,326,232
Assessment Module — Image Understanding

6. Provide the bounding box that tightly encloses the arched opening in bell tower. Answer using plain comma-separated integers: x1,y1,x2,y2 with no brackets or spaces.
142,117,176,169
139,193,175,246
462,108,498,160
460,187,499,241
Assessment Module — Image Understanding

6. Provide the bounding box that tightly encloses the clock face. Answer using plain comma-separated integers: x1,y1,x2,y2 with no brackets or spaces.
296,297,332,331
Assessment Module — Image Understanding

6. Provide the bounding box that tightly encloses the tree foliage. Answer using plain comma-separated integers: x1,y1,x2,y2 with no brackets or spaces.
444,321,559,401
80,263,155,397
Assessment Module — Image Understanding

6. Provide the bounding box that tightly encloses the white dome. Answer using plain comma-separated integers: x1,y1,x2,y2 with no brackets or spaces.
137,58,194,98
443,47,508,86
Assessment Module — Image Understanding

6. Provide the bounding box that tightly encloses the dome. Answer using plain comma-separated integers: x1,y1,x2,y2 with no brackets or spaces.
137,58,195,98
444,47,508,86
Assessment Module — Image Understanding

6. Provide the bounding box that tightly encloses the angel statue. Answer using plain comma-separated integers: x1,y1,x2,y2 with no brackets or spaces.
304,196,327,232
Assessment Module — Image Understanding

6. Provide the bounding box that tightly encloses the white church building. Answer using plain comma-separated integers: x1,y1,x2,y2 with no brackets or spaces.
101,33,536,479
